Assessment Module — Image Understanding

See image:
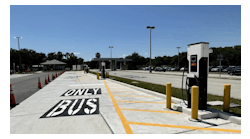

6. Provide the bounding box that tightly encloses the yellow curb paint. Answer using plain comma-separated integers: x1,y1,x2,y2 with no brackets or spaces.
113,95,155,98
117,100,175,104
112,91,141,93
120,108,181,114
127,122,241,133
103,81,133,134
77,74,87,81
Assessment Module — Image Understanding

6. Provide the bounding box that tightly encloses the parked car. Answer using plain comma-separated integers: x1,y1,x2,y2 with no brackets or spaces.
139,67,144,70
228,67,241,76
166,67,172,71
171,67,179,71
154,67,162,71
161,67,167,72
209,66,213,72
211,66,224,72
180,67,188,71
222,66,235,72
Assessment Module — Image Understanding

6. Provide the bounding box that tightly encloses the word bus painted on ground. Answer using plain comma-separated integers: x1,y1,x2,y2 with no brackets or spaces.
40,98,99,118
61,88,101,96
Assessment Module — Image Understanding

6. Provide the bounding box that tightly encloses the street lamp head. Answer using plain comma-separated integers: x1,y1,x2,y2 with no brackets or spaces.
109,46,113,48
147,26,155,29
177,47,181,49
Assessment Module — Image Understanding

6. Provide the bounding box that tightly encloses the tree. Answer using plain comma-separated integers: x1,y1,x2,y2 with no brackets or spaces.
95,52,101,58
57,51,63,61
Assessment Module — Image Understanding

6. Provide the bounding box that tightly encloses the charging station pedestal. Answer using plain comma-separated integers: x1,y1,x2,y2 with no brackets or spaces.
187,42,209,110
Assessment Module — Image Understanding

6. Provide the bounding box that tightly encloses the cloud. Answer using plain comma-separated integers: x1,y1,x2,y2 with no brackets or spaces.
74,52,80,55
145,53,148,55
123,54,126,58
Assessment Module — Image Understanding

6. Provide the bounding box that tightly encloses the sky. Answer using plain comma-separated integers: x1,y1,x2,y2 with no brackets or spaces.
10,5,241,61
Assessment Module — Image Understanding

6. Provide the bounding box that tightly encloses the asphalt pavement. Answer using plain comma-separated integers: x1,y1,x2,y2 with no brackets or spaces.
10,71,62,105
94,69,241,99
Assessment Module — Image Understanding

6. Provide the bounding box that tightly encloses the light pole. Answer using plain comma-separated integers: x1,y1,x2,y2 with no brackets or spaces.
109,46,113,58
177,47,181,68
14,37,22,72
146,26,155,73
109,46,113,70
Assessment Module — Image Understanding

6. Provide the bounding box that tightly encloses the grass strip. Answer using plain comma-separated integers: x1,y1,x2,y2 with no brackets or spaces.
89,71,241,116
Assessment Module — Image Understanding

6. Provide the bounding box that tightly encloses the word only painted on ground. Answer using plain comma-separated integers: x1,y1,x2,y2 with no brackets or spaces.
40,98,99,118
64,76,82,79
61,88,101,96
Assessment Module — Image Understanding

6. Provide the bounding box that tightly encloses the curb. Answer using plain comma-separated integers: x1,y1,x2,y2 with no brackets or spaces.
105,78,241,125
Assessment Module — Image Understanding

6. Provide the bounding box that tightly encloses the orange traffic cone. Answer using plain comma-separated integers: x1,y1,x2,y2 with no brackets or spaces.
10,84,16,107
56,72,57,78
45,75,48,84
52,74,54,80
48,74,50,82
38,77,42,89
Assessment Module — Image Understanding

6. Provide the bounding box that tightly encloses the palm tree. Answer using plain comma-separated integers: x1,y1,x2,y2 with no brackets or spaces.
95,52,101,58
57,51,63,61
65,52,70,60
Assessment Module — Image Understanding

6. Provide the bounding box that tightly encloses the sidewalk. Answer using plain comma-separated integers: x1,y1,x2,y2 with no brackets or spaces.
10,71,241,134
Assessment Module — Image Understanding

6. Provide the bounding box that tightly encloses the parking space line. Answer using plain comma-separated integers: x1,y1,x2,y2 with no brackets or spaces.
113,95,155,98
117,100,170,104
77,74,87,81
112,91,141,93
120,108,181,114
104,81,133,134
127,122,241,133
110,89,135,91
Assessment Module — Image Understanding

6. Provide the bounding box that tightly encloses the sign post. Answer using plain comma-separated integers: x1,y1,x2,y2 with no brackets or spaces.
217,54,223,77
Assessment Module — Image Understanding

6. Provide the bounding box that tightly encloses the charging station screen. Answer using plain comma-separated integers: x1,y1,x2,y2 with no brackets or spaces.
191,55,197,72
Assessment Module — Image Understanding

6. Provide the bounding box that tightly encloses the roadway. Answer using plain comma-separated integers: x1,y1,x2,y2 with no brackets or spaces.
10,71,61,105
92,69,241,99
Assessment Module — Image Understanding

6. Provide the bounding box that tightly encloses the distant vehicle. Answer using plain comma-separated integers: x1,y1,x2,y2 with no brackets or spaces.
209,66,213,72
145,67,149,70
222,66,235,72
10,70,13,74
154,67,162,71
166,67,172,71
161,67,167,72
139,67,144,70
171,67,179,71
228,67,241,76
211,66,224,72
180,67,188,71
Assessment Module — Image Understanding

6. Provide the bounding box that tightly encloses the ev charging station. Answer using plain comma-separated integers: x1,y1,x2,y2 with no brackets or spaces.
186,42,209,110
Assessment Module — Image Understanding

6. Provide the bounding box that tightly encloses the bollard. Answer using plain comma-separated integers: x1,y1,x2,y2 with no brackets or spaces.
223,84,231,112
191,86,199,119
106,72,109,78
97,73,99,79
166,83,171,109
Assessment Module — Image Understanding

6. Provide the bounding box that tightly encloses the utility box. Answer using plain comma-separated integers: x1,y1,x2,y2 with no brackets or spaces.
72,65,76,71
187,42,209,110
77,65,82,71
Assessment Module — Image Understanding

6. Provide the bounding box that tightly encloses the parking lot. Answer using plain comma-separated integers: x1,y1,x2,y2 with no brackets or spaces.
92,69,241,99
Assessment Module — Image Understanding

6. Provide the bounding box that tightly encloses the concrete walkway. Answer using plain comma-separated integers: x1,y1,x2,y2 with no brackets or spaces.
10,71,241,134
